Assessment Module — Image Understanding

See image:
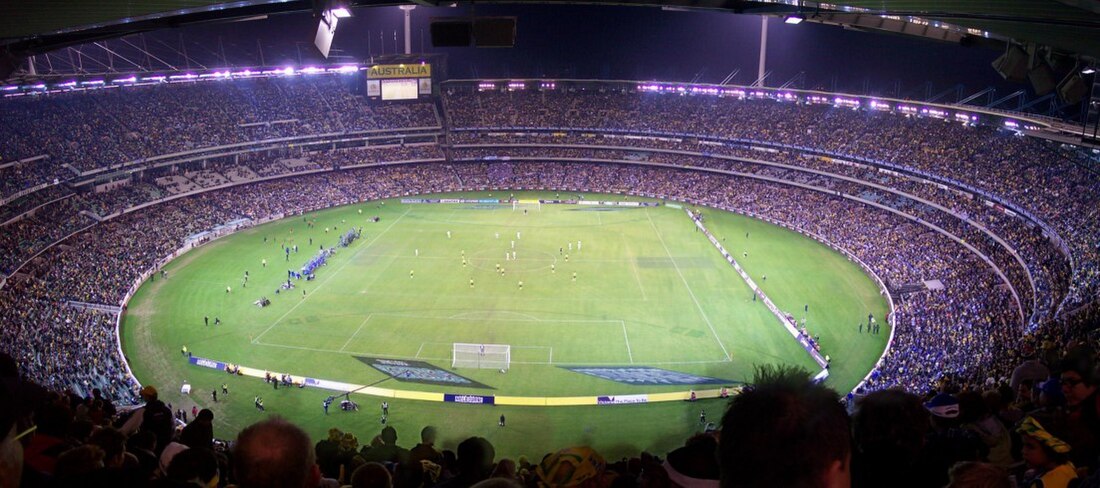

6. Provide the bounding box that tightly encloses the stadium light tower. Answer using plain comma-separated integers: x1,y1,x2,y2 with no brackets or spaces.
756,16,768,87
400,5,416,54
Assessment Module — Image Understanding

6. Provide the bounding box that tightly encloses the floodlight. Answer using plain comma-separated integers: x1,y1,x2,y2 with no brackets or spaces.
1083,67,1097,75
784,16,804,24
330,7,352,18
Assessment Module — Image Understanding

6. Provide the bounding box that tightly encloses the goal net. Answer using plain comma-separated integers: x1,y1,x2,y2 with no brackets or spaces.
512,199,541,211
452,343,511,370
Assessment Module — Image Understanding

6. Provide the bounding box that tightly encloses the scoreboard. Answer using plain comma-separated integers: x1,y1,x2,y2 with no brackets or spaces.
366,64,432,101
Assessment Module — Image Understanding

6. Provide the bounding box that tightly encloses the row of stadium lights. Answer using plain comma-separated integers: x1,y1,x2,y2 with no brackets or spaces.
1,65,363,98
7,68,1038,133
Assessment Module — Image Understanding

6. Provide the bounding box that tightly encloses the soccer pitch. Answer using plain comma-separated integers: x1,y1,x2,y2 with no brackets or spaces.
122,191,890,458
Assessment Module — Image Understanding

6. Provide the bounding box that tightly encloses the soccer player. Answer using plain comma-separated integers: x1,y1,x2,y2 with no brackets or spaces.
470,279,474,288
415,249,419,257
181,345,188,356
572,272,577,282
212,390,218,403
204,316,208,326
517,231,521,240
447,231,452,239
762,274,767,282
499,414,506,427
518,281,523,290
551,264,556,273
577,240,582,250
222,384,229,394
568,242,572,251
511,251,516,260
254,397,264,411
565,254,569,262
226,286,232,294
410,270,414,279
215,317,221,326
700,410,706,424
382,401,389,415
511,240,515,249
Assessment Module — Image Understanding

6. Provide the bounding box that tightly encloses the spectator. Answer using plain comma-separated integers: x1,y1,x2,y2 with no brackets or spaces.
718,364,851,488
409,426,443,465
1018,417,1078,488
362,426,409,464
945,461,1012,488
437,437,495,488
179,409,215,450
349,462,392,488
851,389,931,488
233,417,321,488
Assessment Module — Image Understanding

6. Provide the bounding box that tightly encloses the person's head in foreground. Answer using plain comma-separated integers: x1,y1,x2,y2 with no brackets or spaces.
233,417,321,488
719,364,851,488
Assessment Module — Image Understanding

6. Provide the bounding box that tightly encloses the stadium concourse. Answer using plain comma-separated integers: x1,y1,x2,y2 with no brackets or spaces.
1,74,1099,486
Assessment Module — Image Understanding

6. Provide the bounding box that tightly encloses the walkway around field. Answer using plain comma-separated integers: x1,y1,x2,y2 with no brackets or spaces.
683,208,830,370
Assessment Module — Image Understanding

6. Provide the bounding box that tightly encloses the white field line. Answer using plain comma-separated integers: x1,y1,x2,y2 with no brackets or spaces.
251,208,411,344
253,339,730,366
621,320,635,364
419,341,553,350
645,209,732,361
415,343,425,358
339,314,372,352
352,253,646,264
621,232,648,301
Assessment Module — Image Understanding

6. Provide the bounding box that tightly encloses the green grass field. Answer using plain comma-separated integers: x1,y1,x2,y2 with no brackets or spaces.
121,191,890,459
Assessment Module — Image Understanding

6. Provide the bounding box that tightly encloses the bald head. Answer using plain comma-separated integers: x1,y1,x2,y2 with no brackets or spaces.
234,417,320,488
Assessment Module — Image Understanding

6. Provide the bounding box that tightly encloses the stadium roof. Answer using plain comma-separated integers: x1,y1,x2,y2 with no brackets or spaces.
1,0,1098,63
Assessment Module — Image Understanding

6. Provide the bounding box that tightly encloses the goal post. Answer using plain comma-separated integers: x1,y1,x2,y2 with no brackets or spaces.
452,343,511,370
512,199,541,211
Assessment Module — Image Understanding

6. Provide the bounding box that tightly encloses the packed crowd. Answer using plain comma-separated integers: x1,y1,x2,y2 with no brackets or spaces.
0,74,440,199
444,85,1100,311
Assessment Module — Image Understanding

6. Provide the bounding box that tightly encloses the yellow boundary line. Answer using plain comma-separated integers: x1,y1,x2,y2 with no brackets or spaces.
202,360,738,407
